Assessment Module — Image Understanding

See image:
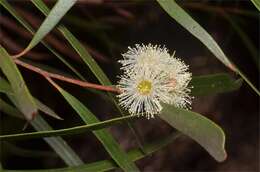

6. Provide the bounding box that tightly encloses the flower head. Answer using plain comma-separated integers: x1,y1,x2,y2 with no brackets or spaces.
119,44,172,73
117,44,192,119
118,68,173,119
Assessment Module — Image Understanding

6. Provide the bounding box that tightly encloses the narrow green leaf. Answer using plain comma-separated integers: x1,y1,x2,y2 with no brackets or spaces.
1,97,84,166
0,46,37,121
160,104,226,162
250,0,260,11
31,115,84,166
157,0,260,96
52,84,139,172
31,0,111,86
34,99,63,120
0,115,137,141
157,0,232,67
0,0,85,81
3,132,180,172
16,0,77,56
190,73,243,96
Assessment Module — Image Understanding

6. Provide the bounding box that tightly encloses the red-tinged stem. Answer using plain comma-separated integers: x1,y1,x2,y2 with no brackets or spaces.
14,59,121,94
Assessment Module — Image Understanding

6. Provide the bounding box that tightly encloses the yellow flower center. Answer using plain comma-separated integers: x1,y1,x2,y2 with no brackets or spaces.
137,80,152,95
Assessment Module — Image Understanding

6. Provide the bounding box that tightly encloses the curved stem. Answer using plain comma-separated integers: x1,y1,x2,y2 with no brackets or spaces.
14,59,121,94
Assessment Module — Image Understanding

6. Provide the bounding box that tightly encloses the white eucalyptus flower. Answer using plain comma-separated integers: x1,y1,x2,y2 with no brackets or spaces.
119,44,172,73
164,57,193,109
117,44,192,119
117,69,172,119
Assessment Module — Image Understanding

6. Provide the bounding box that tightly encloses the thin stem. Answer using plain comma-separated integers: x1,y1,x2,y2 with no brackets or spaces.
14,59,121,94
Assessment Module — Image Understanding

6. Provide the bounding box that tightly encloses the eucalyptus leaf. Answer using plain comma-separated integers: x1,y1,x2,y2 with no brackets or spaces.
0,98,84,166
31,0,110,86
157,0,259,96
0,0,85,80
250,0,260,11
15,0,77,56
191,73,242,96
160,104,226,162
52,84,140,172
34,99,63,120
0,46,37,121
2,133,181,172
0,115,137,141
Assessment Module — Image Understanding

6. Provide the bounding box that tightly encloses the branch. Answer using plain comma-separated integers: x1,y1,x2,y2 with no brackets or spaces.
14,59,121,94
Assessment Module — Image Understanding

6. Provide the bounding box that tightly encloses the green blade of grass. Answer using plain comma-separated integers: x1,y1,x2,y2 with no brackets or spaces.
160,104,226,162
0,46,37,121
0,0,85,81
190,73,243,96
2,132,180,172
250,0,260,11
0,97,84,166
14,0,77,57
157,0,260,96
48,80,139,172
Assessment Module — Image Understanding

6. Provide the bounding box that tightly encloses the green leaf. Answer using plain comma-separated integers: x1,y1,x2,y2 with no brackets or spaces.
160,104,226,162
0,46,37,121
1,97,84,166
2,132,180,172
51,83,139,172
34,99,63,120
0,0,85,81
31,0,111,86
157,0,260,96
15,0,77,56
32,115,84,166
0,115,137,141
250,0,260,11
191,73,242,96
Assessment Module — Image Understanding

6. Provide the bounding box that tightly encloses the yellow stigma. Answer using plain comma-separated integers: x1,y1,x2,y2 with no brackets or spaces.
137,80,152,95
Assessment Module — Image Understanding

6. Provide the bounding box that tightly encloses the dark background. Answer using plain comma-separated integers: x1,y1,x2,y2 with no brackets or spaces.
0,0,259,171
